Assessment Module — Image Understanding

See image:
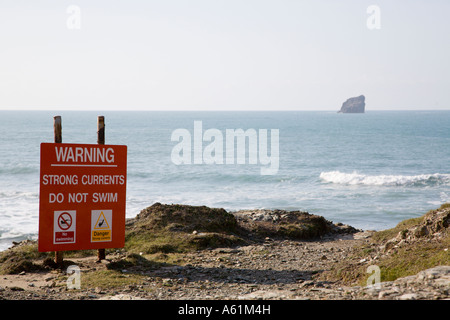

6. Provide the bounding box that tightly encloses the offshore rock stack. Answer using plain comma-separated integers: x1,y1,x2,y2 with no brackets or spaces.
338,95,365,113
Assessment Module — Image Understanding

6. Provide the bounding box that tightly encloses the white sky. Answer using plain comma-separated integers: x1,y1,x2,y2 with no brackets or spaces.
0,0,449,111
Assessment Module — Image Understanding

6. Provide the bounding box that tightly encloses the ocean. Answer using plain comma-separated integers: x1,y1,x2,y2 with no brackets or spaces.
1,110,450,251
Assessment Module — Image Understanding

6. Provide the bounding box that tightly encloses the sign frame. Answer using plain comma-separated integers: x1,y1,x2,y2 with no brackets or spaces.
38,142,127,252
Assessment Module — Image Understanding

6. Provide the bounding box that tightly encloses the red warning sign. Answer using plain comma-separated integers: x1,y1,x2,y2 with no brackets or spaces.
39,143,127,252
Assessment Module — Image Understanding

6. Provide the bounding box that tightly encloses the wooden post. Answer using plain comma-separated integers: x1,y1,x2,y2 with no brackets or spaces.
97,116,106,262
54,116,64,265
97,115,105,145
54,115,62,144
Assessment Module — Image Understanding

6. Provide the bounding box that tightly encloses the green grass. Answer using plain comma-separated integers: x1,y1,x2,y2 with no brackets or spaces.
369,204,450,282
125,228,246,255
123,203,247,255
373,236,450,283
319,204,450,286
124,230,193,254
81,270,146,290
371,216,424,243
0,242,50,274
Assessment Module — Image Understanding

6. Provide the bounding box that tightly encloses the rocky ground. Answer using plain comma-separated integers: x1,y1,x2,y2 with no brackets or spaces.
0,206,449,300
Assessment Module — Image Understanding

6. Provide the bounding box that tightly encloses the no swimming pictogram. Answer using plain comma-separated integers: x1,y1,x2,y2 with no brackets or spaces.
58,212,73,230
54,210,76,244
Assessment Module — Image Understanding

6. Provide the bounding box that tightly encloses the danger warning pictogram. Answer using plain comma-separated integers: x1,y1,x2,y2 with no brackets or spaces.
91,210,112,242
93,211,110,229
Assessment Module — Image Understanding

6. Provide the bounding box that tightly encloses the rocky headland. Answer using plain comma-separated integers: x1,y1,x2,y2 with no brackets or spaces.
0,203,448,300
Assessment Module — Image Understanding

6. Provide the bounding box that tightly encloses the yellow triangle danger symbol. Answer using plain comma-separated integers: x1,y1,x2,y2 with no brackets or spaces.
94,211,110,230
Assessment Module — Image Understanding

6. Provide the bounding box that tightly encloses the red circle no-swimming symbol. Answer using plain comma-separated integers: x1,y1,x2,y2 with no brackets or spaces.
58,212,72,230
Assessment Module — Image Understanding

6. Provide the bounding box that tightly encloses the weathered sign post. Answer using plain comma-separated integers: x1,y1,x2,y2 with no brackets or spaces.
38,116,127,265
53,116,64,265
97,116,106,262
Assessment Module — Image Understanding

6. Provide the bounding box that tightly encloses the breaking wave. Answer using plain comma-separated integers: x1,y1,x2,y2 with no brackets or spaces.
320,171,450,186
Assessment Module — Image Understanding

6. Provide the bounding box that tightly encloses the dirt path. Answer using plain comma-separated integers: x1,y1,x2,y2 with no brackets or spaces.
3,230,442,300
